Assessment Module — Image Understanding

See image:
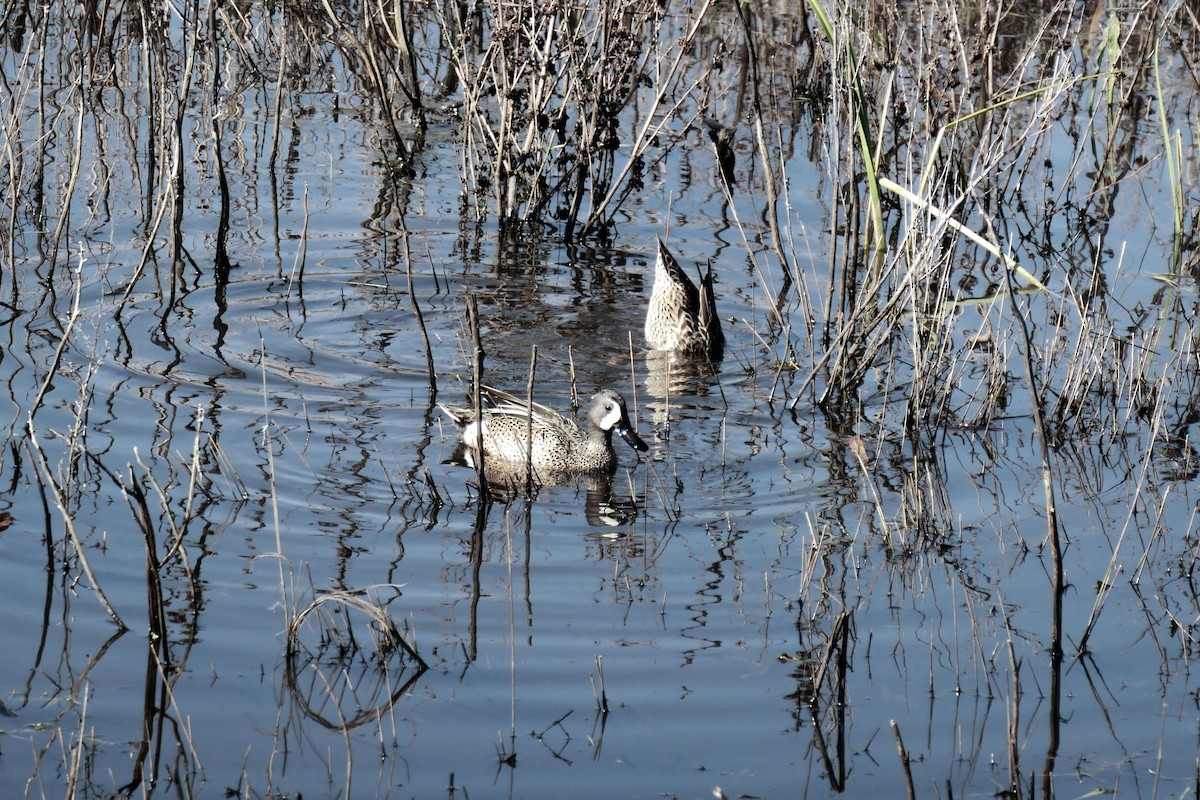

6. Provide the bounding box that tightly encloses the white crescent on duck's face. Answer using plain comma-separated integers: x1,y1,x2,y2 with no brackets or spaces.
598,401,622,430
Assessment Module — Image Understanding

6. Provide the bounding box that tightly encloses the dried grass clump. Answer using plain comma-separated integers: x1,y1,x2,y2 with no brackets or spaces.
786,1,1200,442
437,0,724,238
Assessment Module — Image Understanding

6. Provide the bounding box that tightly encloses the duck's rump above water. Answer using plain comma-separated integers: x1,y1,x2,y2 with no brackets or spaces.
645,238,723,358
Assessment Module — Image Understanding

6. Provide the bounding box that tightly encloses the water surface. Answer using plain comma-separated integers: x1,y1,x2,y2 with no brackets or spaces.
1,3,1198,799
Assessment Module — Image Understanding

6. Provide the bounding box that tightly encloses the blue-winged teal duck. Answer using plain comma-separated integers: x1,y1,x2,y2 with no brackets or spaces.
645,238,723,357
439,386,648,481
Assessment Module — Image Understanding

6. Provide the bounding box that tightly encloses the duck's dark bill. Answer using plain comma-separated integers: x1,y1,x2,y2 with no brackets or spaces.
617,425,649,452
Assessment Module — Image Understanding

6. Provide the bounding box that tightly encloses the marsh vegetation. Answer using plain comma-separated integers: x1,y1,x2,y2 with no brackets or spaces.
2,0,1199,797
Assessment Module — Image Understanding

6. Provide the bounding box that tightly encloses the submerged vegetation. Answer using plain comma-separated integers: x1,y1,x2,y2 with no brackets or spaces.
3,0,1200,796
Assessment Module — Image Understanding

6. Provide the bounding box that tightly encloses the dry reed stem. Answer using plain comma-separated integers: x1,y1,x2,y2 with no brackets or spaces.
23,254,126,628
590,654,608,713
524,346,538,495
467,293,490,505
890,720,915,800
405,235,438,399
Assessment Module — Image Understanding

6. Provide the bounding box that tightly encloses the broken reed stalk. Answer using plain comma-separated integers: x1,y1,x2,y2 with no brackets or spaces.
590,654,608,713
466,294,489,502
890,720,916,800
524,346,538,496
1006,636,1021,794
268,5,288,170
404,234,437,400
568,345,579,410
847,436,898,551
170,0,203,266
257,333,292,620
25,427,126,629
179,405,206,542
718,157,783,330
625,333,636,420
63,684,90,799
128,444,200,573
47,76,86,272
207,0,233,283
121,459,176,744
285,184,310,296
807,611,849,704
79,411,212,764
28,250,82,419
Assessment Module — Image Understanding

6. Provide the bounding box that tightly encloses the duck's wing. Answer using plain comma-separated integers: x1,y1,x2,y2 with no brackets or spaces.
437,402,472,426
479,385,573,431
437,385,525,427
